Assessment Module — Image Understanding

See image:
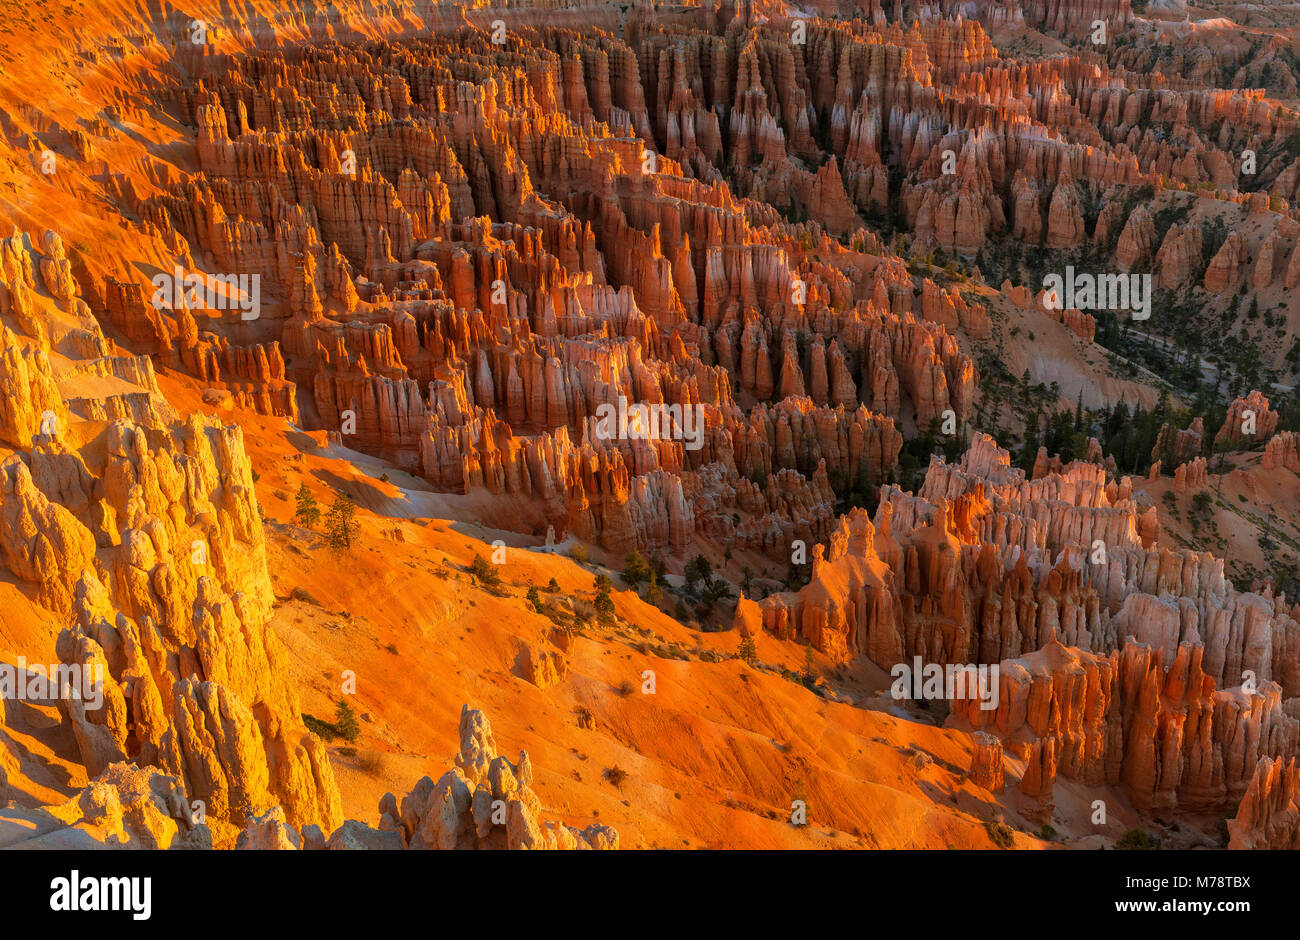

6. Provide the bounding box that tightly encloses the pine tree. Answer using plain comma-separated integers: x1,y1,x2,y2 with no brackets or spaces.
622,550,651,587
685,554,713,592
644,571,664,605
800,645,817,689
294,483,321,529
738,632,758,666
592,571,616,623
469,554,501,586
1106,400,1129,441
335,698,360,743
1017,424,1040,473
593,588,615,624
1127,403,1147,472
325,493,358,550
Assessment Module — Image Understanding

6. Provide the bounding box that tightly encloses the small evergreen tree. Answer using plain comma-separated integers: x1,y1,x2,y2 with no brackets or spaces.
644,571,664,605
469,554,501,586
1115,828,1160,850
738,632,758,666
800,645,817,689
325,493,358,550
621,550,651,587
698,576,733,618
592,571,616,623
294,483,322,529
685,554,713,592
593,589,615,624
335,698,360,743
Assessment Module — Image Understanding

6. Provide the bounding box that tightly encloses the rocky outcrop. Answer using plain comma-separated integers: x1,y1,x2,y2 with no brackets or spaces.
1204,231,1248,292
951,636,1300,816
1115,206,1155,271
969,731,1005,792
1045,182,1086,249
521,643,568,690
0,326,344,844
1215,391,1279,450
235,705,618,851
1153,417,1204,468
0,325,65,448
738,430,1300,818
1228,756,1300,849
100,14,1012,564
1155,223,1203,290
738,434,1171,669
2,763,211,849
391,703,615,850
1173,456,1208,492
0,455,97,613
237,807,307,850
1,0,1297,856
1262,432,1300,473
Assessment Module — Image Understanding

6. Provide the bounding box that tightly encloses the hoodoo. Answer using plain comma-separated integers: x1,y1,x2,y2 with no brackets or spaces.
0,0,1295,881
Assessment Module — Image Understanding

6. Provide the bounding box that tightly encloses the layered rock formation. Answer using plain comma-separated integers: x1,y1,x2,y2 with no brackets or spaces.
0,762,212,850
1228,756,1300,849
0,0,1296,857
0,232,340,846
740,432,1300,819
232,705,617,851
1215,391,1280,450
106,15,1019,558
21,0,1295,558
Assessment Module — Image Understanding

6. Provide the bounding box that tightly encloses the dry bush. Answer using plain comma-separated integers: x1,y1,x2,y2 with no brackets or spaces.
357,749,388,776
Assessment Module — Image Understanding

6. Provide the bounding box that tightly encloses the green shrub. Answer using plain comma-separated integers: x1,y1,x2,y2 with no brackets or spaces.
469,554,501,586
303,712,338,741
985,820,1014,849
621,550,651,587
1116,828,1160,850
335,699,360,743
